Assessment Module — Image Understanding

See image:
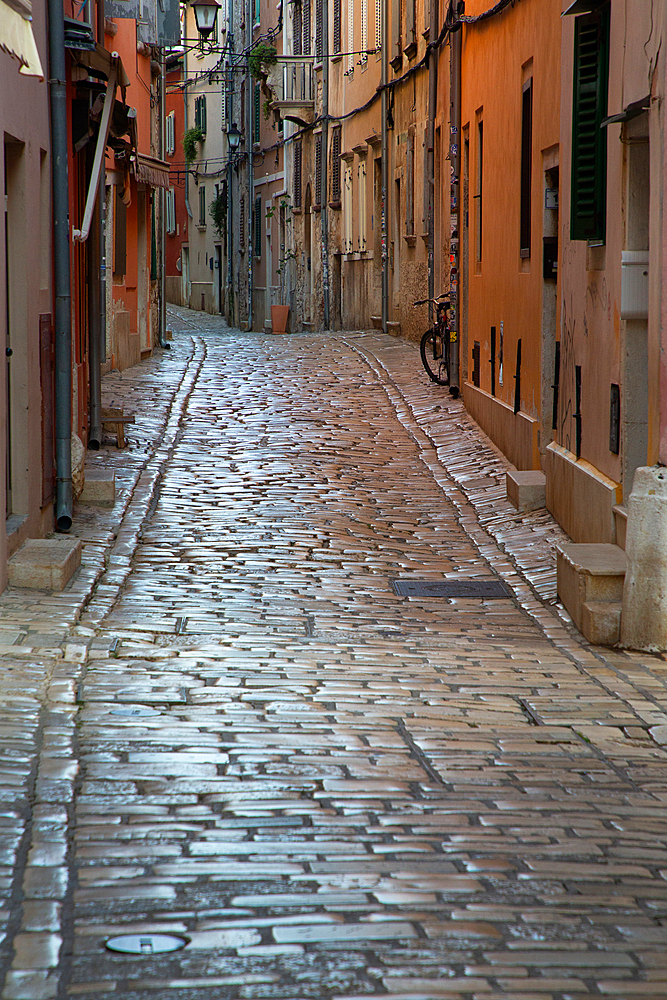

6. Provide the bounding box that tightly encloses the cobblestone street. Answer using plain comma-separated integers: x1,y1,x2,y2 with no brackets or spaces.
2,309,667,999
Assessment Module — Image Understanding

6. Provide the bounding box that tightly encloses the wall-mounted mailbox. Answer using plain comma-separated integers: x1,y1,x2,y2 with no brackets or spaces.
621,250,648,320
543,236,558,280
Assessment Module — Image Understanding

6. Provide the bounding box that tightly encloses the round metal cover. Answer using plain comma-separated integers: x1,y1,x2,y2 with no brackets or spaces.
110,706,160,717
105,934,187,954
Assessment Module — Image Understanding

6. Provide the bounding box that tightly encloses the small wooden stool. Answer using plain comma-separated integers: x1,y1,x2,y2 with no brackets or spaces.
101,407,136,448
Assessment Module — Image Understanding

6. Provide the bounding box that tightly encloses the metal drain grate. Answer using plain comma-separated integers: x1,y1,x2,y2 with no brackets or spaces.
392,579,512,599
106,933,188,954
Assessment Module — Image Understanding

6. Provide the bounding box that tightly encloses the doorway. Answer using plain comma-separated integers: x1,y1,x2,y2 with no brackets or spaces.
4,137,27,523
304,184,312,322
622,114,650,499
541,152,559,465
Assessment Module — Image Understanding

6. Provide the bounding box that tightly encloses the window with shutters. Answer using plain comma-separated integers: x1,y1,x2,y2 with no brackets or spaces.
294,140,302,207
333,0,341,53
195,95,207,136
253,81,261,144
404,0,416,57
331,128,341,203
303,0,311,54
239,196,245,248
360,0,367,64
114,188,126,276
293,0,303,53
221,67,228,131
375,0,381,50
475,116,483,266
346,0,354,74
315,0,323,59
254,196,262,256
254,0,260,26
315,133,322,206
166,112,175,155
199,184,207,227
343,162,353,252
520,79,532,257
166,188,176,233
391,0,401,68
570,4,609,242
358,160,367,249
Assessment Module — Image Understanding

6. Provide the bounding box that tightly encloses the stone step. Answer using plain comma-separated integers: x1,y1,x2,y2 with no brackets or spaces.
506,469,546,512
8,537,82,591
556,542,626,639
613,503,628,549
80,468,115,508
582,600,622,646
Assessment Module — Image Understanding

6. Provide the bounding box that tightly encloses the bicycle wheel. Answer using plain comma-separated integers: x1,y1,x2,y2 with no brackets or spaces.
420,328,450,385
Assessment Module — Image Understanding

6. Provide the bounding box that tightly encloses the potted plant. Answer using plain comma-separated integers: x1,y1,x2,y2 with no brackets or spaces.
271,303,290,333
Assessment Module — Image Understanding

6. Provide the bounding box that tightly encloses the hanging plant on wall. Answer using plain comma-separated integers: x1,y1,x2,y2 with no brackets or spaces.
210,187,227,241
248,43,277,79
183,126,204,164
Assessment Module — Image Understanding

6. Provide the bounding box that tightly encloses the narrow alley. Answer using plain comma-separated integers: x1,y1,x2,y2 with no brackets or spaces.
2,313,667,1000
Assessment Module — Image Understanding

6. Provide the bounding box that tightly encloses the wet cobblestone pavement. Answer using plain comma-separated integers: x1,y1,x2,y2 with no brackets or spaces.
2,308,667,999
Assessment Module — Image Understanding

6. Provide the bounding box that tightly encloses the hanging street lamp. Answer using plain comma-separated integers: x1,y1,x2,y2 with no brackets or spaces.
191,0,221,38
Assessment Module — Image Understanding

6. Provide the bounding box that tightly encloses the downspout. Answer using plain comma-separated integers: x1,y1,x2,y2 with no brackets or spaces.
88,0,106,450
448,0,461,396
246,0,253,331
380,0,388,334
425,0,437,330
320,0,330,330
47,0,73,531
226,2,234,323
158,50,169,347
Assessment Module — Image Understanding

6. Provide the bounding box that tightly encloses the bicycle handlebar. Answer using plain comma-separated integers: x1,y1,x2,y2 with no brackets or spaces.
414,296,449,307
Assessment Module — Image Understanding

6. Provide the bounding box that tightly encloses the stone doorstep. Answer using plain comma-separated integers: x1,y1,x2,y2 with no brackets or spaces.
582,600,622,646
556,542,626,640
80,469,115,508
8,538,82,592
614,503,628,550
506,469,546,513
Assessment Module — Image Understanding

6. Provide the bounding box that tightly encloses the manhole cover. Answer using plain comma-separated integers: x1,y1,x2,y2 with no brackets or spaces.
110,707,161,717
105,934,187,954
392,579,512,599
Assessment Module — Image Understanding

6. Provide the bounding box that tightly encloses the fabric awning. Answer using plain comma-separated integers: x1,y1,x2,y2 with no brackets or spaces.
0,0,44,80
133,153,170,189
72,43,131,89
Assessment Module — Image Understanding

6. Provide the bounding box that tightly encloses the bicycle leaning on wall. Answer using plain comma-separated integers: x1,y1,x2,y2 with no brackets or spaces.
416,296,453,389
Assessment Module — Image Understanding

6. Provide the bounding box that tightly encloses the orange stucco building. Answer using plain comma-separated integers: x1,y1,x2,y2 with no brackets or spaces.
458,0,562,472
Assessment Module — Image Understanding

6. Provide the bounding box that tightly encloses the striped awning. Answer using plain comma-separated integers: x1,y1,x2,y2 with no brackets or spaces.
0,0,44,80
133,153,170,189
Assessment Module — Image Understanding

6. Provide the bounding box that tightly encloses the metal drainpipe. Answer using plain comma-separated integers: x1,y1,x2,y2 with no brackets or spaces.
88,0,105,449
47,0,73,531
320,0,330,331
158,50,170,348
246,0,253,331
448,1,461,396
380,0,388,334
426,0,437,331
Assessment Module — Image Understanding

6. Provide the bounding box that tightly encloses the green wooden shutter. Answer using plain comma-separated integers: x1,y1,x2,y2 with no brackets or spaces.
253,82,260,144
254,196,262,257
200,94,207,135
570,4,609,241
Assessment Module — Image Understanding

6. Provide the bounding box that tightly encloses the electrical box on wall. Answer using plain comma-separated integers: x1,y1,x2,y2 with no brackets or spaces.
621,250,649,320
543,236,558,280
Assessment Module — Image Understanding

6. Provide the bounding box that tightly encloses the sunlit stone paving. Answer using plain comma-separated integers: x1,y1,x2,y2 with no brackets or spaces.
1,308,667,1000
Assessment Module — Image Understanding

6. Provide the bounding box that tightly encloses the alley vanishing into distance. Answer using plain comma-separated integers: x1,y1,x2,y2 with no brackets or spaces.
2,310,667,1000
